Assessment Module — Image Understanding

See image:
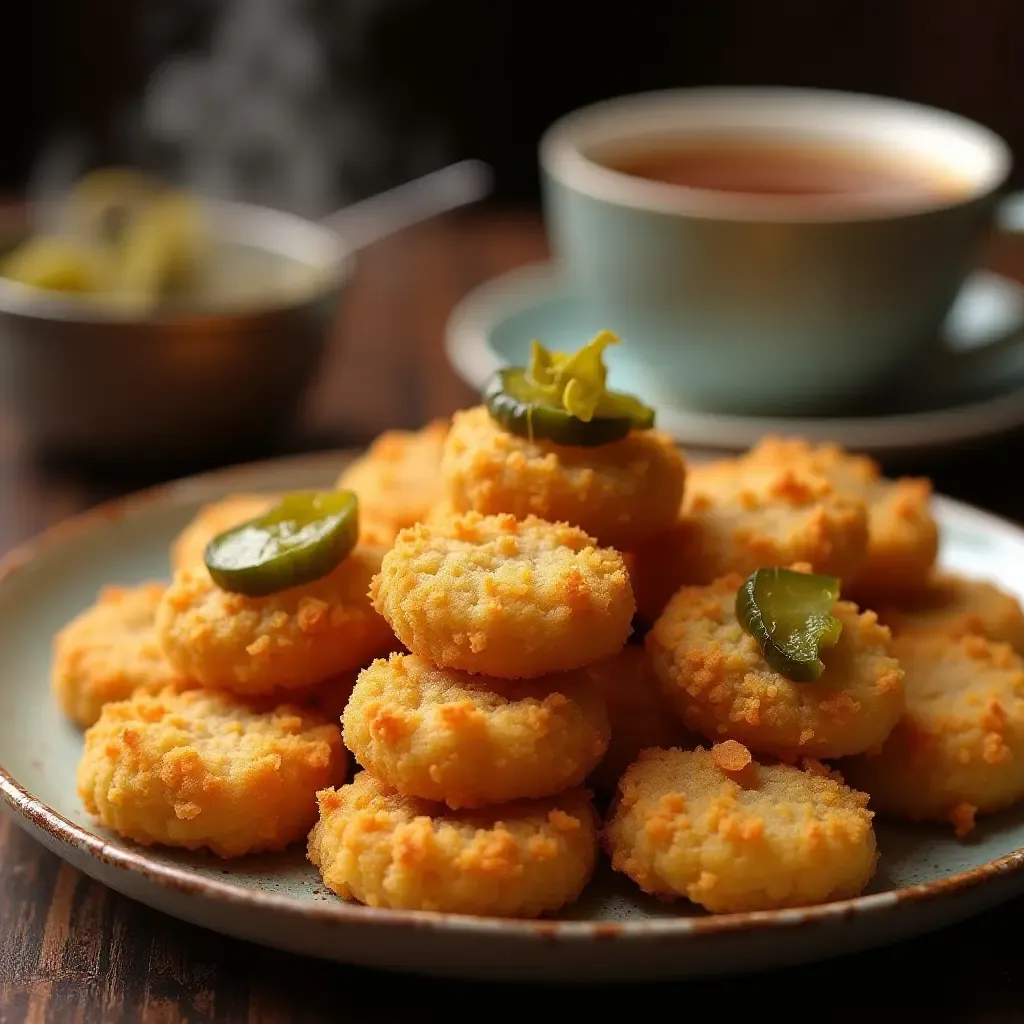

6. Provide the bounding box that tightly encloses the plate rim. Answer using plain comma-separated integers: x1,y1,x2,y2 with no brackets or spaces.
443,261,1024,454
1,451,1024,944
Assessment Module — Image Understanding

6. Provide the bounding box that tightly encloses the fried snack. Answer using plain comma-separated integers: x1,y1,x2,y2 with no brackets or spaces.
336,419,449,538
646,571,904,759
749,437,938,597
441,405,685,549
841,633,1024,837
875,572,1024,655
78,685,346,857
157,545,394,696
604,745,876,913
308,772,598,917
170,493,279,573
52,582,189,728
584,646,693,793
343,653,609,808
371,511,634,679
627,454,869,614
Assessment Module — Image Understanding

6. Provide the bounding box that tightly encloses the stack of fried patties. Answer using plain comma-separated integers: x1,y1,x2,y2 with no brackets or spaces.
307,509,638,919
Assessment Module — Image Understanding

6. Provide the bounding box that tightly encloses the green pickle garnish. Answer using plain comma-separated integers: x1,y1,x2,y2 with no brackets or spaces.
483,330,655,447
735,567,843,682
204,490,359,598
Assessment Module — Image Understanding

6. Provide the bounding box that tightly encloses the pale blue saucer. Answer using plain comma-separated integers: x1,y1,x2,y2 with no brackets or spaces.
445,262,1024,459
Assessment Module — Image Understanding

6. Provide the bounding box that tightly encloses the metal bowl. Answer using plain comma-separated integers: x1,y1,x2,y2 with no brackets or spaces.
0,198,352,464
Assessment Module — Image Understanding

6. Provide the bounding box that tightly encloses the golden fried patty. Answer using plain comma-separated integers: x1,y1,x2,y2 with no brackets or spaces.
157,545,395,696
336,419,449,538
627,452,869,614
343,653,609,807
748,437,938,597
604,745,877,913
78,685,346,857
308,772,598,917
52,582,188,728
370,511,634,678
646,571,904,760
876,572,1024,655
841,633,1024,836
442,405,685,549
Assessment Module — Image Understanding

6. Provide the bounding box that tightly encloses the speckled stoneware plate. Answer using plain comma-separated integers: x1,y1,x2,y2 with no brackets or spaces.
2,450,1024,983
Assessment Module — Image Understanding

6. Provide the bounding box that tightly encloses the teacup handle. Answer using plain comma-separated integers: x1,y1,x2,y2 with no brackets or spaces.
994,190,1024,235
928,191,1024,384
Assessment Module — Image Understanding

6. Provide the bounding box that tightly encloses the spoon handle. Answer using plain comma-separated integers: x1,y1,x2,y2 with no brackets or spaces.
321,160,494,251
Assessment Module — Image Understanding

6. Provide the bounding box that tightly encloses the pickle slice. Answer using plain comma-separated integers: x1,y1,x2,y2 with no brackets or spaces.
483,331,655,446
485,368,635,446
735,567,843,682
204,491,359,597
0,238,112,293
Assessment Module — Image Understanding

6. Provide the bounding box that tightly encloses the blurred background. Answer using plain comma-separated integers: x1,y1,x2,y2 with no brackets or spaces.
0,0,1023,494
5,0,1023,209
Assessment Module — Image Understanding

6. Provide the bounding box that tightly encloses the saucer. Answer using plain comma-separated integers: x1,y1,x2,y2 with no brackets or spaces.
444,262,1024,460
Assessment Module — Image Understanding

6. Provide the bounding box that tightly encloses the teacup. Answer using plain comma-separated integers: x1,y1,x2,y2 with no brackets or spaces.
540,87,1013,415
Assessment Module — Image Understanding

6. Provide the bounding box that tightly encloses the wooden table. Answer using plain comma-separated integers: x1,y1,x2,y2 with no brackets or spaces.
1,208,1023,1022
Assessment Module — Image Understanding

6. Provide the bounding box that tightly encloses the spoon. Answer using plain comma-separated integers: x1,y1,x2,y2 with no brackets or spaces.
31,157,495,249
323,159,495,252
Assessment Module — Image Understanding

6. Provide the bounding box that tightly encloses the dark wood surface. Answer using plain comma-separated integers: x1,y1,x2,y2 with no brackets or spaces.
1,208,1024,1023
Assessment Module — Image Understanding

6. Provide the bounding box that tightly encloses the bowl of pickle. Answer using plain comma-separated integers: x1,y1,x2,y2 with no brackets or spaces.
0,169,351,464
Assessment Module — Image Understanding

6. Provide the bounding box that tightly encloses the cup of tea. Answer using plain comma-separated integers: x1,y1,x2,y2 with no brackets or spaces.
540,87,1013,415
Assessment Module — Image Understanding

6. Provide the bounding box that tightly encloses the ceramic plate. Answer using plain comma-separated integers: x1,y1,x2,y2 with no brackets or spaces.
2,451,1024,983
444,263,1024,460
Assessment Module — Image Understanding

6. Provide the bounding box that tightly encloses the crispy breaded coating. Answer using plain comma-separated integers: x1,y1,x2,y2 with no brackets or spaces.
584,646,693,793
157,545,395,696
876,572,1024,654
343,653,609,808
52,582,189,728
441,405,685,549
336,419,449,538
627,454,869,613
646,572,904,759
841,633,1024,836
370,511,634,679
77,685,346,857
170,494,279,573
604,745,876,913
308,772,598,917
749,437,938,597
